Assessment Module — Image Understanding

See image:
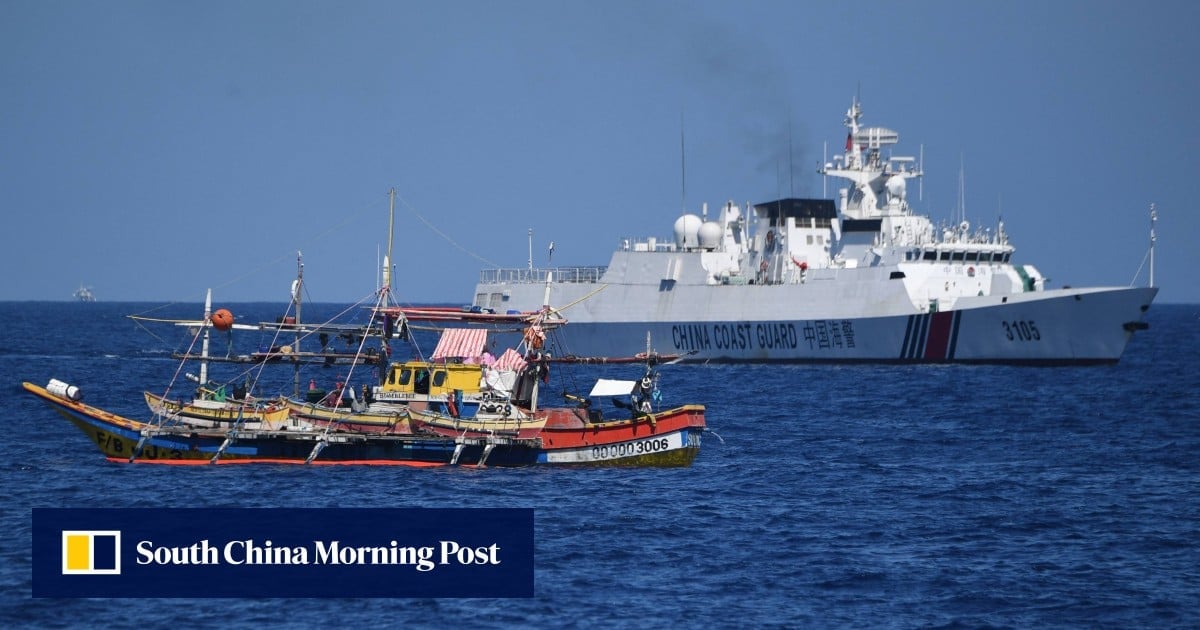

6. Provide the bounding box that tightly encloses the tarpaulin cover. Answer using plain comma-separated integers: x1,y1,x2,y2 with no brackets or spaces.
589,379,636,397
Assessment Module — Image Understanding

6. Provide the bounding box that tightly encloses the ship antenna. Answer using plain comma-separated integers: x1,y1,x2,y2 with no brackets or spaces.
957,153,967,225
788,111,795,196
822,140,828,199
680,110,687,217
1149,203,1157,287
919,144,924,202
996,196,1003,243
1131,203,1158,287
527,228,533,272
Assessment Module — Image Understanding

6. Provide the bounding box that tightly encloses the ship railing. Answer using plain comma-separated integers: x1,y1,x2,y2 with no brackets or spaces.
479,266,608,284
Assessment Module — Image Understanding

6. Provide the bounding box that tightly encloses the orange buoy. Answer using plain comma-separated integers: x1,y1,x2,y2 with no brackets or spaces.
211,308,235,331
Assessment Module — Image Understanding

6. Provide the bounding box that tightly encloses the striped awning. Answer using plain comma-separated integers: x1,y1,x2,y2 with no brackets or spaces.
493,348,527,372
431,328,488,361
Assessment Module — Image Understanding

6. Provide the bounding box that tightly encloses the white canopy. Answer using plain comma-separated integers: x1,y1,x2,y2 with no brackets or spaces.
589,379,636,397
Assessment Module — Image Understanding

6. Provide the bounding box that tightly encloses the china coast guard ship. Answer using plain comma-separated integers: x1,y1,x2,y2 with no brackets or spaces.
469,101,1157,364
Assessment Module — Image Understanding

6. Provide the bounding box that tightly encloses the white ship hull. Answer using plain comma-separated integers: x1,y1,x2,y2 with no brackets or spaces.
474,279,1155,364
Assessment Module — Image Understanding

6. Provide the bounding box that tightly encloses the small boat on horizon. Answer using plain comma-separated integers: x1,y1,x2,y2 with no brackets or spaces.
73,284,95,302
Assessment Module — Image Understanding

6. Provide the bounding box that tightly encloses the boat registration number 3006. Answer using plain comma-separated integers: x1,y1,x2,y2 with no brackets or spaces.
592,437,672,460
543,431,686,464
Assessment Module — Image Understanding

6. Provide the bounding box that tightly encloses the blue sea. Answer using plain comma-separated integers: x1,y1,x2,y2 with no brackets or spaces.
2,301,1197,628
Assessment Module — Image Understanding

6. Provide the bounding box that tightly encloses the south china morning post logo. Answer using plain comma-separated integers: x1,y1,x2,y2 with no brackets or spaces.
132,537,500,572
61,530,121,575
35,508,534,598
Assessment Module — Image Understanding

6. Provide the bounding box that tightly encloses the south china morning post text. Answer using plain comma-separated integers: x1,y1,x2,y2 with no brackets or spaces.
33,508,534,598
133,537,500,572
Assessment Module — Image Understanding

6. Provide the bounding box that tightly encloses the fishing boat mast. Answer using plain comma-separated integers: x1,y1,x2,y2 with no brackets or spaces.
384,188,395,296
200,288,213,387
291,252,304,397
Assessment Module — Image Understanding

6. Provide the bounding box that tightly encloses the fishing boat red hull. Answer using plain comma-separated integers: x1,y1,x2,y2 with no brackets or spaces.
411,404,706,466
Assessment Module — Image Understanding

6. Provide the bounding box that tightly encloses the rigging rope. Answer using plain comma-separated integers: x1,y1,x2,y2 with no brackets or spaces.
391,189,501,268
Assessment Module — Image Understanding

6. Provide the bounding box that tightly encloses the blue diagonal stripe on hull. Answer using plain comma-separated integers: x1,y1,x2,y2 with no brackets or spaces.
901,314,916,359
947,311,962,359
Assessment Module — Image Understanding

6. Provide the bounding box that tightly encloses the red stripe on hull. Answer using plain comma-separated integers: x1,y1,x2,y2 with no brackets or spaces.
923,311,955,359
105,457,446,467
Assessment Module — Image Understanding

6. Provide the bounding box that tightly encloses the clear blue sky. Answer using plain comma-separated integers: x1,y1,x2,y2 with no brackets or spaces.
3,0,1196,304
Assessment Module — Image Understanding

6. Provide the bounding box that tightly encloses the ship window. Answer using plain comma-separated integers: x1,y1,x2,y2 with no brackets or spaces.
397,368,412,386
951,251,965,262
923,250,937,261
414,369,430,395
432,370,447,387
965,252,978,262
806,235,814,245
817,235,824,245
939,252,951,261
1003,253,1012,263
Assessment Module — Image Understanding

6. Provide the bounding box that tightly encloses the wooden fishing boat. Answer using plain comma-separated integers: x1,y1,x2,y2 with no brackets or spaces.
137,287,313,431
24,379,706,467
409,404,548,440
143,391,302,431
282,328,531,433
282,396,413,434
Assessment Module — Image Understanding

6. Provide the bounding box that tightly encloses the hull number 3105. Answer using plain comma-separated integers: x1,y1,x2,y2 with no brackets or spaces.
1003,320,1041,341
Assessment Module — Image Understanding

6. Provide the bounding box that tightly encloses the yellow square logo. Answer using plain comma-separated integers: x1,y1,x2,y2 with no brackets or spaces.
61,530,121,575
